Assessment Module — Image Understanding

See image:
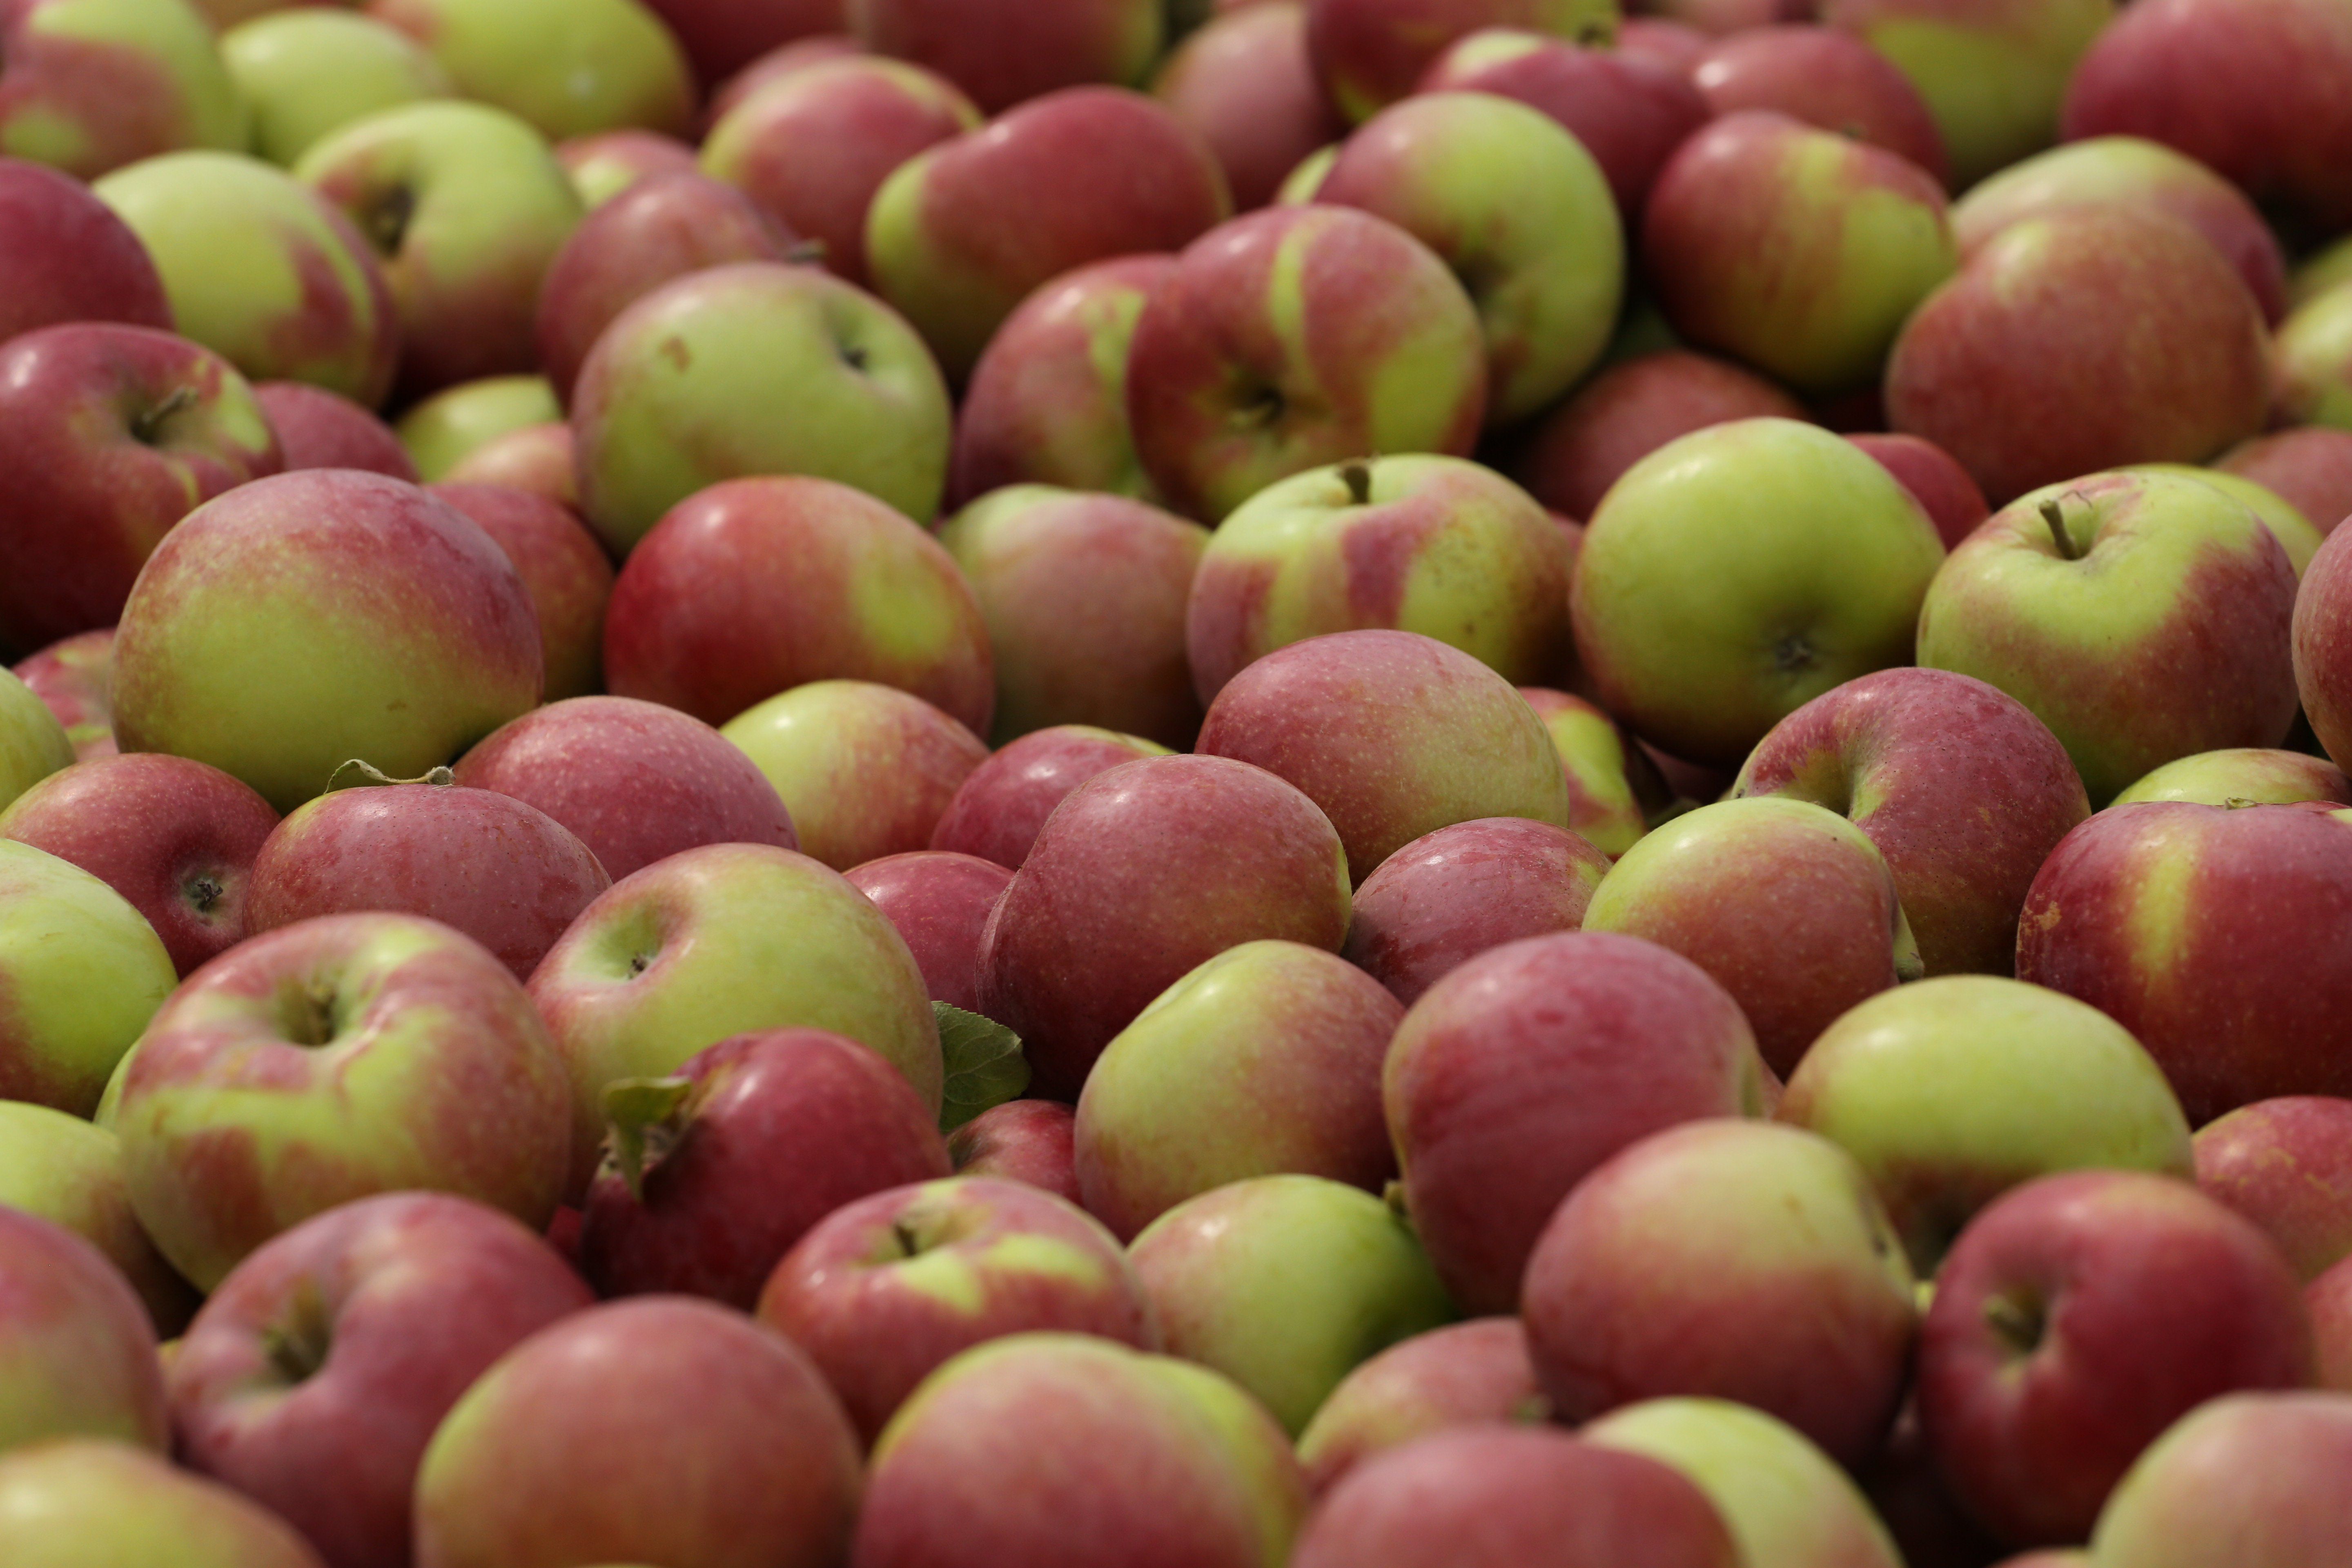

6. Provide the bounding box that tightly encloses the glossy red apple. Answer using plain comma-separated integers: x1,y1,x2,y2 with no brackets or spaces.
928,726,1167,870
0,155,172,343
844,851,1013,1012
1342,817,1610,1005
254,382,419,481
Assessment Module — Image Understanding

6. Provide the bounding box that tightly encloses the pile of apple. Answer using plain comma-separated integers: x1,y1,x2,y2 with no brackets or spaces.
9,0,2352,1562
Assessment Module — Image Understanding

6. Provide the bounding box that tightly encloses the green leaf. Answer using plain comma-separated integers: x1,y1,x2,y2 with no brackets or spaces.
935,1002,1029,1133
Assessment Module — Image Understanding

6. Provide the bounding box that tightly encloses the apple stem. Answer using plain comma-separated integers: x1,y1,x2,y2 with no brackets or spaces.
324,759,456,792
130,386,200,446
1341,460,1373,507
788,238,829,267
2038,499,2082,561
601,1076,695,1203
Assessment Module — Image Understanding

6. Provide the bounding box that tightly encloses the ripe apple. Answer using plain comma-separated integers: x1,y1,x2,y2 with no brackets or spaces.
947,1098,1078,1202
1152,2,1344,213
394,374,562,480
0,0,246,181
644,0,846,89
722,680,987,870
9,633,112,764
220,9,455,167
0,1207,168,1454
2297,500,2352,768
2114,748,2352,808
2220,428,2352,536
1517,689,1669,857
2089,1392,2352,1568
367,0,695,143
0,840,176,1117
1293,1318,1545,1495
0,1440,329,1568
0,1102,198,1334
702,33,870,124
1,666,77,809
428,483,615,704
1304,0,1617,123
1343,817,1610,1004
556,126,699,207
844,851,1011,1011
0,155,172,343
256,383,418,481
1690,24,1948,183
2126,465,2323,578
440,421,576,506
845,0,1164,116
927,724,1168,869
2195,1098,2352,1282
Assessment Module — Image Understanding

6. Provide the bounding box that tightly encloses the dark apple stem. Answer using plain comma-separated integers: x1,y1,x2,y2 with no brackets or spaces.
131,386,200,446
2039,499,2082,561
1341,460,1373,506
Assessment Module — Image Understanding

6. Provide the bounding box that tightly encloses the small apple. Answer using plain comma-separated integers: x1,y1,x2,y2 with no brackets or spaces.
1690,24,1948,183
843,851,1013,1012
0,840,176,1118
722,681,987,871
927,724,1168,869
428,482,616,704
9,633,113,764
394,374,563,481
2218,428,2352,537
947,1098,1079,1203
844,0,1165,116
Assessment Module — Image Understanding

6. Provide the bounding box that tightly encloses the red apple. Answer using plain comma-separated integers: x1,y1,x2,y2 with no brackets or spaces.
2221,429,2352,536
0,1206,168,1454
0,155,172,342
2296,522,2352,769
947,1098,1079,1203
927,725,1167,870
2088,1391,2352,1568
1691,24,1947,184
721,680,988,871
2196,1098,2352,1282
11,630,116,762
1153,3,1345,212
440,421,577,509
1305,0,1618,122
428,483,616,704
554,127,700,208
0,0,244,183
844,851,1013,1012
254,382,419,482
1849,432,1989,550
845,0,1166,116
1342,817,1610,1005
1293,1318,1548,1496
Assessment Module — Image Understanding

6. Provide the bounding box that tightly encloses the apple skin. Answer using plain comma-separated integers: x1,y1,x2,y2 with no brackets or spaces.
427,483,614,704
166,1192,594,1568
699,56,976,288
948,257,1175,507
2220,429,2352,537
844,851,1013,1011
0,1440,330,1568
1885,209,2270,508
109,469,544,816
0,0,247,182
570,263,954,548
9,633,113,764
440,421,576,508
1782,976,2194,1275
0,323,283,659
0,1206,168,1454
256,383,419,481
556,127,700,208
0,753,280,978
577,1028,952,1309
1124,205,1487,524
0,669,78,813
2089,1392,2352,1568
366,0,695,144
1153,3,1344,213
974,752,1353,1101
1916,472,2300,805
935,486,1209,748
643,0,846,90
1292,1425,1742,1568
0,1102,199,1335
2115,749,2352,808
396,374,562,481
865,87,1230,382
948,1098,1079,1202
1690,24,1948,185
220,9,455,169
412,1296,862,1568
1343,817,1610,1005
0,840,177,1118
853,1332,1307,1568
1074,939,1402,1241
2193,1098,2352,1282
704,33,869,121
844,0,1163,117
1384,929,1769,1315
2297,520,2352,769
1304,0,1617,124
929,726,1166,869
1293,1318,1546,1497
1518,689,1669,858
1849,433,1989,551
1509,348,1809,525
722,680,989,871
0,154,172,343
1615,14,1710,67
528,841,943,1191
756,1174,1154,1444
1918,1170,2314,1548
453,697,797,881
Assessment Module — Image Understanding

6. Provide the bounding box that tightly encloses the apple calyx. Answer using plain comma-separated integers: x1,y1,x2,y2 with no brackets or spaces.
2039,498,2085,562
261,1278,335,1386
278,977,345,1048
129,385,202,448
601,1076,695,1202
181,865,228,917
1341,460,1374,507
1984,1286,2049,1359
1229,385,1287,433
324,759,457,793
359,185,416,258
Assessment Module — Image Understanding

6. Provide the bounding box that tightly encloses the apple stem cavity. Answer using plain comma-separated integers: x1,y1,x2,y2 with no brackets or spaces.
361,185,416,258
2039,498,2084,561
279,979,343,1049
1341,460,1374,507
602,1076,694,1202
324,759,456,792
261,1280,334,1385
1984,1287,2048,1358
130,385,200,447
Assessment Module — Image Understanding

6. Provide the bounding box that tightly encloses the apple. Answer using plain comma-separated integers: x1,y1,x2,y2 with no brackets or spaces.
0,1207,168,1453
1846,432,1991,551
1125,206,1486,524
9,633,113,764
0,1102,198,1334
367,0,695,143
1,666,76,810
927,724,1168,869
1384,930,1769,1314
0,0,246,182
1615,13,1711,67
428,483,615,703
576,1027,951,1307
167,1192,594,1568
702,33,870,124
644,0,846,89
843,851,1013,1011
2298,514,2352,769
2089,1392,2352,1568
1152,3,1344,213
555,126,700,208
845,0,1164,116
2195,1098,2352,1282
570,264,954,549
0,840,176,1117
1690,24,1947,183
2312,1259,2352,1390
1517,689,1669,857
722,681,987,871
1915,471,2299,804
256,383,419,481
1782,976,2194,1274
1303,0,1617,124
1917,1170,2314,1547
2221,429,2352,536
0,323,282,659
220,9,455,167
601,475,991,731
394,375,563,481
2126,465,2324,579
1572,417,1945,769
2285,279,2352,425
412,1297,862,1568
451,695,797,881
1293,1318,1545,1495
0,155,172,343
2114,749,2352,808
1343,817,1610,1005
948,1098,1078,1202
0,1440,328,1568
440,421,577,507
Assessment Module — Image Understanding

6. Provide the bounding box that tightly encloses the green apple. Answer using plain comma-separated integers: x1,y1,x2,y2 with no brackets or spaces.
2276,280,2352,431
0,841,175,1119
222,10,455,167
395,375,562,481
1,668,75,813
0,0,247,182
1128,1174,1455,1436
0,1441,330,1568
368,0,695,142
0,1102,197,1335
1519,688,1667,858
2115,748,2352,807
2125,465,2322,577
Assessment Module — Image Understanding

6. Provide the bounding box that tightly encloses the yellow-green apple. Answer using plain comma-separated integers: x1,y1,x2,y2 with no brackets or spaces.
1849,432,1990,550
647,0,846,90
1073,939,1401,1240
927,724,1168,869
1583,1398,1908,1568
533,172,795,404
395,375,563,481
853,1332,1307,1567
2195,1098,2352,1282
948,1098,1078,1200
1821,0,2111,188
1152,3,1343,213
0,840,174,1116
0,155,172,341
1731,668,2090,976
296,102,584,399
865,87,1229,381
0,667,75,808
555,126,699,208
947,257,1174,505
1642,111,1957,396
367,0,694,142
1343,817,1610,1004
571,264,953,546
1126,207,1486,523
845,0,1163,116
2123,465,2323,578
1509,348,1808,524
221,9,454,167
109,470,543,815
428,483,614,703
933,486,1207,747
757,1174,1152,1443
166,1193,593,1568
577,1027,951,1307
1304,0,1618,123
1885,210,2271,507
974,752,1353,1099
1571,418,1944,768
0,324,282,659
1383,930,1768,1314
1294,1425,1740,1568
2115,749,2352,808
1782,976,2193,1273
441,420,576,506
412,1297,861,1568
452,696,797,880
0,0,245,181
528,841,942,1187
0,1440,328,1568
0,1208,167,1453
845,851,1011,1010
1916,472,2300,804
0,1102,196,1334
1128,1174,1453,1434
722,680,987,871
1918,1170,2315,1547
0,753,278,978
1518,689,1669,857
700,56,976,287
1417,28,1708,222
1187,457,1573,701
10,633,111,764
2222,429,2352,536
1690,24,1948,183
256,383,418,481
702,32,870,123
2300,517,2352,768
1293,1318,1544,1495
114,912,572,1289
2089,1392,2352,1568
